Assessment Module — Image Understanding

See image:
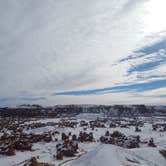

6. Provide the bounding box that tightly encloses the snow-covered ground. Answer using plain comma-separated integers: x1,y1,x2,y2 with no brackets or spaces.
65,144,166,166
0,114,165,166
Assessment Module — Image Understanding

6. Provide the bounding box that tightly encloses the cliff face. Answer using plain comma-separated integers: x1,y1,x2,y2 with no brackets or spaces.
0,104,165,118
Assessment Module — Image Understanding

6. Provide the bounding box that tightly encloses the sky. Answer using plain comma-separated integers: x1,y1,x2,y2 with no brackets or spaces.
0,0,166,106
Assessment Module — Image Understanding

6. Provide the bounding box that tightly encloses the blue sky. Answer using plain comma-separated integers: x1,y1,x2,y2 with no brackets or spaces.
127,40,166,73
55,79,166,96
0,0,166,106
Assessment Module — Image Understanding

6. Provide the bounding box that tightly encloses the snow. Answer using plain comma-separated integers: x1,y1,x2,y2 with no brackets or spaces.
0,114,166,166
76,113,104,121
64,145,122,166
65,145,166,166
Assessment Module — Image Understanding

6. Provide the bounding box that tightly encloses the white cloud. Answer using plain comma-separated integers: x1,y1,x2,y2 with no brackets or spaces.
0,0,166,105
142,87,166,97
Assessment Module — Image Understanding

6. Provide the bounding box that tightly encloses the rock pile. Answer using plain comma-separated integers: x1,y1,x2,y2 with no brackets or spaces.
80,120,89,127
100,131,140,149
24,157,54,166
135,126,141,132
0,132,53,156
78,131,94,142
56,140,79,160
152,123,166,132
159,149,166,159
90,120,105,128
148,138,156,147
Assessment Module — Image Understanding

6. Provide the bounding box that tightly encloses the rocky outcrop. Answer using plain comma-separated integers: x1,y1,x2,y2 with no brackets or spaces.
100,131,140,149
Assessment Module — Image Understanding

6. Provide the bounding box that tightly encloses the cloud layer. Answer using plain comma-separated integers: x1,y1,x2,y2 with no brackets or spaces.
0,0,166,106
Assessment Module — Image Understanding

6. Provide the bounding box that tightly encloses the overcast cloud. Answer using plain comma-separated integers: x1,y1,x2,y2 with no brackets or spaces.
0,0,166,106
